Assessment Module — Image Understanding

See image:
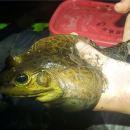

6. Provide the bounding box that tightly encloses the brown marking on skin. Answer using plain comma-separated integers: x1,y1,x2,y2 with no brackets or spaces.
45,42,52,47
69,54,86,66
58,42,64,47
96,54,100,61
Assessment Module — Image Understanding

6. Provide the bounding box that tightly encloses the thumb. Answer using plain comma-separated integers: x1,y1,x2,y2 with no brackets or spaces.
75,41,109,68
114,0,130,14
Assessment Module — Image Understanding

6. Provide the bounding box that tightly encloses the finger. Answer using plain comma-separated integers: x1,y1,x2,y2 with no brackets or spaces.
70,32,78,35
122,12,130,41
75,41,109,68
114,0,130,14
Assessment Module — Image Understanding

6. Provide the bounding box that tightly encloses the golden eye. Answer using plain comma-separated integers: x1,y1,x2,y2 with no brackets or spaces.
16,73,28,84
36,71,51,87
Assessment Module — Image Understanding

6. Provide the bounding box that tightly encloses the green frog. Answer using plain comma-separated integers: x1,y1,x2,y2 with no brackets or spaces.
0,34,130,112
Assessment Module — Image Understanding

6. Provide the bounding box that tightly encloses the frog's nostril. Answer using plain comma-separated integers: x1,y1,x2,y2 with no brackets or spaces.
6,81,10,84
3,82,16,88
9,84,16,87
5,56,12,66
2,81,10,84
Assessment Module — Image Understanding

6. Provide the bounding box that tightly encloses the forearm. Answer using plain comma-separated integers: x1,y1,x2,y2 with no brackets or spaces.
93,90,130,114
94,57,130,114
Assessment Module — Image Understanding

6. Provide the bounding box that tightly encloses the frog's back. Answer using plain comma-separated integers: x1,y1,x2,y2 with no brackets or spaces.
9,34,100,67
29,34,100,53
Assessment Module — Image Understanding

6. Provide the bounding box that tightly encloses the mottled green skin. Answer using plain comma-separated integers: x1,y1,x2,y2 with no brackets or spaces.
0,34,130,112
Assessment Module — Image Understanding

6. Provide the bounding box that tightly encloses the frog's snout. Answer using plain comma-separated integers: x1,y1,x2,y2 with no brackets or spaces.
0,80,14,87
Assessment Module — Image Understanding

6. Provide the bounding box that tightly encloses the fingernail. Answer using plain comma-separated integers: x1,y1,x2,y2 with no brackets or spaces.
75,41,86,50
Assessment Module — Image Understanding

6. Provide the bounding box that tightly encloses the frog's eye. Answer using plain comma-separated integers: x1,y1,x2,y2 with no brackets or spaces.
36,71,51,87
16,73,28,84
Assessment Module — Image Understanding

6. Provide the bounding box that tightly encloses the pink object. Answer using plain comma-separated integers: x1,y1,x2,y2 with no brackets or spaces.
49,0,126,47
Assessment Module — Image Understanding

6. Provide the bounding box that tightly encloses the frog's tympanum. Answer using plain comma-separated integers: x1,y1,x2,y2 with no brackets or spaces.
0,34,130,112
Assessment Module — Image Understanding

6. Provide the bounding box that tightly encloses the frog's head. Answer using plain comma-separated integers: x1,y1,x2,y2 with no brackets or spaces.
0,55,63,104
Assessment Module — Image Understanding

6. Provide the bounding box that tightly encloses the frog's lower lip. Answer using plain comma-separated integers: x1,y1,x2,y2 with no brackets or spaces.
0,87,53,97
20,90,52,97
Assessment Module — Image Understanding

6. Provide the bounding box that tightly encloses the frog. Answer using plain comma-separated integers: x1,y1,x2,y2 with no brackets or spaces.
0,34,130,112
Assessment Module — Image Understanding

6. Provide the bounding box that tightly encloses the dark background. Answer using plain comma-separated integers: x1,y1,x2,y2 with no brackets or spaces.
1,1,130,130
0,0,120,41
0,0,120,23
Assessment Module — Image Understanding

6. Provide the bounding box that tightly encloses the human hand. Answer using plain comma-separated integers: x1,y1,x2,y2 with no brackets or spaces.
114,0,130,42
70,32,130,114
75,40,130,114
69,0,130,114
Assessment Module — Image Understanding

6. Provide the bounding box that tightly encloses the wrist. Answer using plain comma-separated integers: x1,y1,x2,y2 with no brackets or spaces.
93,59,130,114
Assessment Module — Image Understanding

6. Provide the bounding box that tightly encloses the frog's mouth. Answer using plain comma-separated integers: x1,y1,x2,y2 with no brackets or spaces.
0,82,63,103
0,86,51,97
0,83,49,96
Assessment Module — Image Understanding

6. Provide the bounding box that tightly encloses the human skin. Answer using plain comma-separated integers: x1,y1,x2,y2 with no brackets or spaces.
114,0,130,44
75,0,130,114
76,41,130,114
